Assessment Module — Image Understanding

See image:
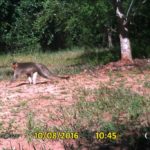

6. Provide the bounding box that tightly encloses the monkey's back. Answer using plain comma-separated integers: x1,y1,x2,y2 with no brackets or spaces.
17,62,39,75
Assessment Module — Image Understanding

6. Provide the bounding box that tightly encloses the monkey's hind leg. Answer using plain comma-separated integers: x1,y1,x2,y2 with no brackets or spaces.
32,72,38,85
28,76,32,84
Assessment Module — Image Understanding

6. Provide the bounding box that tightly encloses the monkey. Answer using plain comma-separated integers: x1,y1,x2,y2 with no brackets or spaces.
11,62,69,84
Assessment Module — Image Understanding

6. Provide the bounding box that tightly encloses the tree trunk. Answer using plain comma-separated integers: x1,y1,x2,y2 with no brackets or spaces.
115,0,133,63
107,28,113,49
119,34,132,61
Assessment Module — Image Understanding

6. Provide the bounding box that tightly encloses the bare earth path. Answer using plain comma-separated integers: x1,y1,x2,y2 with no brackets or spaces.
0,61,150,149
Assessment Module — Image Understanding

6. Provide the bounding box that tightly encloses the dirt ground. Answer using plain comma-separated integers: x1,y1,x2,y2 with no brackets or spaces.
0,60,150,149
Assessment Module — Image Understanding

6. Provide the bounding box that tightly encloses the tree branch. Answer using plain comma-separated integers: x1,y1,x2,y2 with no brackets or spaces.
126,0,135,18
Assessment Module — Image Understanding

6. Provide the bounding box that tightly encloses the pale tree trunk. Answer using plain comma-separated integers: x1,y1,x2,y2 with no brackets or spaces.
115,0,133,63
119,34,132,62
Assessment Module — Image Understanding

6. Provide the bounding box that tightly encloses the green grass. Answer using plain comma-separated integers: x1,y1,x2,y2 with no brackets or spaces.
0,47,84,66
0,67,13,80
0,47,117,79
56,87,149,130
144,81,150,88
25,112,47,141
45,87,149,148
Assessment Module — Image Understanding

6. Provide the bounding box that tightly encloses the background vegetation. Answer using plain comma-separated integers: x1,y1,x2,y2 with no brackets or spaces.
0,0,150,58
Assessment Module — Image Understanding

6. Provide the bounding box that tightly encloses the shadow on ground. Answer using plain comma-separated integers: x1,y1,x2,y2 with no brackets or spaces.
63,127,150,150
0,133,20,139
14,81,49,87
74,49,119,66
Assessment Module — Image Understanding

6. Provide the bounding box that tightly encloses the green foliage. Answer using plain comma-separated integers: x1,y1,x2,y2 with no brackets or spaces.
129,0,150,58
6,0,42,52
0,0,115,52
0,0,14,52
0,0,149,57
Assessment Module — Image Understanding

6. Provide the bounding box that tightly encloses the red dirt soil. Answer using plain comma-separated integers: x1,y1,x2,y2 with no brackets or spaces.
0,59,150,149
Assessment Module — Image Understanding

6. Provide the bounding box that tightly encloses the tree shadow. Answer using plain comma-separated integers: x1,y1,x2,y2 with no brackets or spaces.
0,133,20,139
63,126,150,150
71,49,120,68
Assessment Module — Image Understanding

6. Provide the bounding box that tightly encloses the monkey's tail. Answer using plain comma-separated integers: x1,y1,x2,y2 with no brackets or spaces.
36,63,70,80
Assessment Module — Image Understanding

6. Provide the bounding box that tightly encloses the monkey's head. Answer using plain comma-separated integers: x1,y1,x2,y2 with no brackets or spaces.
12,62,18,70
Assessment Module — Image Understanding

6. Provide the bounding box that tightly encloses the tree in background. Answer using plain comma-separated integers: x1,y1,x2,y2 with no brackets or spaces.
111,0,133,62
8,0,42,52
111,0,150,62
0,0,149,59
35,0,114,50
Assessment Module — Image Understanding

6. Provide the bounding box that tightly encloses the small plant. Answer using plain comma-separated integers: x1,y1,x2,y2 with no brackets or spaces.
19,101,28,107
25,112,36,141
25,112,47,141
144,81,150,88
0,121,4,131
11,108,20,114
100,122,117,132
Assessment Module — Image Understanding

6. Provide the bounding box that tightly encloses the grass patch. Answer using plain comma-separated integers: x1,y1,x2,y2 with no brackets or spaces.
144,81,150,88
0,47,119,79
11,101,28,114
0,48,85,79
48,87,149,131
25,112,47,141
73,87,147,129
47,87,149,148
0,67,13,80
0,119,20,139
11,108,20,114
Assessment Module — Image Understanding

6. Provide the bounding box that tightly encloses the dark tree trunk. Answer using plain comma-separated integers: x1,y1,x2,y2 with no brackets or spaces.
107,28,113,49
